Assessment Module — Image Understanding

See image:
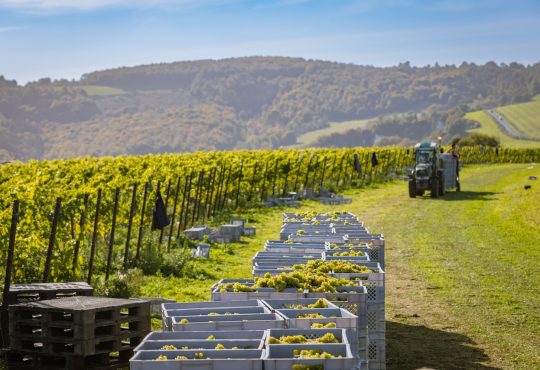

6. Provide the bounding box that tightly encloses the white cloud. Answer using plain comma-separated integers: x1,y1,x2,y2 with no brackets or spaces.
0,0,216,13
0,26,23,32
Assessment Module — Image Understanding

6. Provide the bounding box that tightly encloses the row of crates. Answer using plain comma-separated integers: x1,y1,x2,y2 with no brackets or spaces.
146,211,385,369
274,211,386,369
134,298,366,369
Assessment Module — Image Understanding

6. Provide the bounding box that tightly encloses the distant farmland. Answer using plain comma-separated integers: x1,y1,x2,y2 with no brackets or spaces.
295,119,372,147
466,95,540,148
496,95,540,140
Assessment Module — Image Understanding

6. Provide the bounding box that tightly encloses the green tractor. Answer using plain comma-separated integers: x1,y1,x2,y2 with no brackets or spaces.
408,141,460,198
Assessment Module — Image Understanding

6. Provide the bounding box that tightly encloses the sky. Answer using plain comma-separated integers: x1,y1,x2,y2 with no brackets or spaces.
1,0,539,84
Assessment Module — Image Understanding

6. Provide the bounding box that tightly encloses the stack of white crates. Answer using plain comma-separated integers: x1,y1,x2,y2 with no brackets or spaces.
131,211,385,370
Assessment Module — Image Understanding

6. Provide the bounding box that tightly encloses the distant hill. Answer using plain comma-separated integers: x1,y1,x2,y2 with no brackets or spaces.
1,57,540,160
465,95,540,148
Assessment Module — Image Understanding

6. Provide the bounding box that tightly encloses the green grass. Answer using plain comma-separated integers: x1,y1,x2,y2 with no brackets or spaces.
81,85,126,96
295,119,372,147
466,110,540,148
140,163,540,369
140,210,285,302
496,95,540,140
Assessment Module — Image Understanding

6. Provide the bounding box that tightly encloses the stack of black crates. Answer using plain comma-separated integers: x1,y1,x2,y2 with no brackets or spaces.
4,283,150,370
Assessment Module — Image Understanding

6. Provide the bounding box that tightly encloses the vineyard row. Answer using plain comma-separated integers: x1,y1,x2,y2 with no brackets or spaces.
0,146,538,284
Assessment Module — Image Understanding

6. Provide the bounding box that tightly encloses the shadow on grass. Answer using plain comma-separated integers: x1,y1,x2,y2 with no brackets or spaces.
416,191,499,201
387,321,500,370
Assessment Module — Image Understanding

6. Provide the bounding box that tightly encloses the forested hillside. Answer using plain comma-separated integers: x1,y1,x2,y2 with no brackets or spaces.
1,57,540,160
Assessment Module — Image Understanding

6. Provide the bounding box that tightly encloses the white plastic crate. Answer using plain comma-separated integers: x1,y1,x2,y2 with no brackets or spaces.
323,253,371,262
265,328,350,345
265,240,327,248
170,313,285,331
306,285,368,320
253,258,317,267
276,308,358,330
263,343,355,370
289,235,347,244
264,245,327,254
134,339,263,351
254,251,324,259
130,349,263,370
161,300,265,331
329,262,385,283
265,328,361,363
163,306,269,331
244,226,256,236
367,332,386,370
252,267,294,277
260,298,340,311
139,330,266,343
162,300,261,311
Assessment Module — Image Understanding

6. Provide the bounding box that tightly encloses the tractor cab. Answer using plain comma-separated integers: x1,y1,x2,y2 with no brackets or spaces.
408,141,460,198
409,141,443,198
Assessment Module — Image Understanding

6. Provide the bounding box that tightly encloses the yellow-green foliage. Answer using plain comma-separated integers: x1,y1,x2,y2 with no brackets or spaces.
1,146,538,283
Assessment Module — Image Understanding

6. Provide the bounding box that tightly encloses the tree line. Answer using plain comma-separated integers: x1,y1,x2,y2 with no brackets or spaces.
1,57,539,160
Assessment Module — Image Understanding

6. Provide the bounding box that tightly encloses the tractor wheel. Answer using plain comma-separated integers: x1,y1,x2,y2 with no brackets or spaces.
408,181,416,198
431,176,439,198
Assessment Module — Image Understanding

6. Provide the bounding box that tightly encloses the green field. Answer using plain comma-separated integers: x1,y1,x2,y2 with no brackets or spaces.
466,110,540,148
81,85,126,96
496,95,540,140
296,119,372,147
141,163,539,369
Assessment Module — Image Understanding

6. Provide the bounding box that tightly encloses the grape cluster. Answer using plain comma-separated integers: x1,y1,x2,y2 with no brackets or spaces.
160,345,177,350
311,322,336,328
296,260,371,274
284,298,327,309
296,313,325,319
217,260,371,294
335,250,364,256
253,270,354,293
217,282,256,292
293,349,337,358
268,333,338,344
156,354,205,360
208,312,239,315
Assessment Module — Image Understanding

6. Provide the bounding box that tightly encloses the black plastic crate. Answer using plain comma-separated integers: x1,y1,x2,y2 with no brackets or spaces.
6,282,93,305
4,348,132,370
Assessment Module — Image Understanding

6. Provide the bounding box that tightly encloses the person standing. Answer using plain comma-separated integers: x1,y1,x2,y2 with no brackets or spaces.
449,143,459,178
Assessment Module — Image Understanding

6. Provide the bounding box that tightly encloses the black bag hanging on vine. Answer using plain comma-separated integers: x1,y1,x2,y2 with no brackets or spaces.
152,190,170,230
371,152,379,166
353,153,361,173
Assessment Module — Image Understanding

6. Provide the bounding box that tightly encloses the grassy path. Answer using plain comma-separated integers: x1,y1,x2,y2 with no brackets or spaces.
341,164,539,369
344,164,540,369
142,163,539,369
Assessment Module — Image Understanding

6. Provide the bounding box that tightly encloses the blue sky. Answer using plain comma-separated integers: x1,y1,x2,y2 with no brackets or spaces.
1,0,539,84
